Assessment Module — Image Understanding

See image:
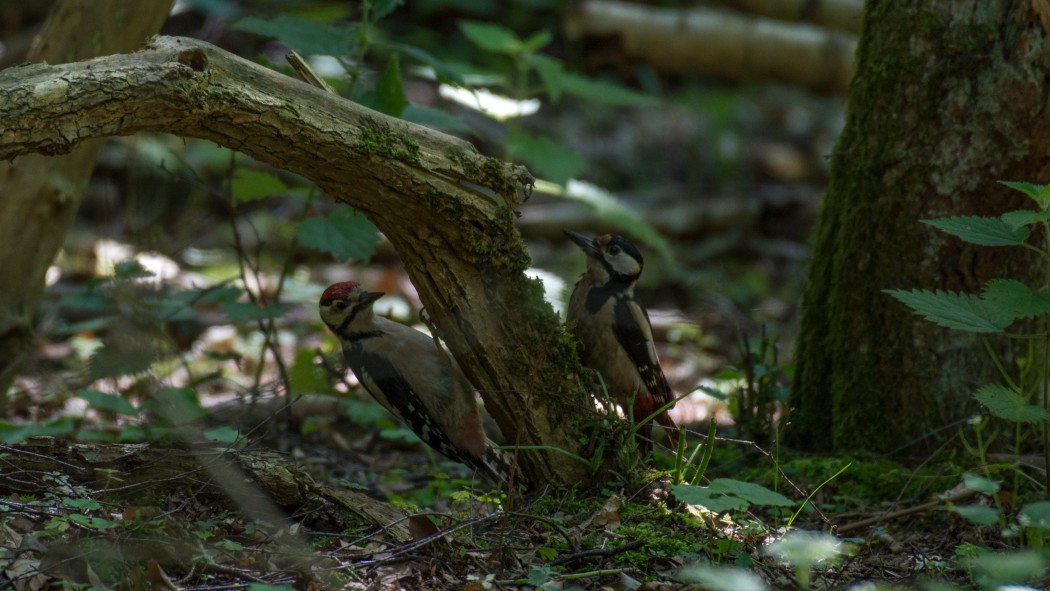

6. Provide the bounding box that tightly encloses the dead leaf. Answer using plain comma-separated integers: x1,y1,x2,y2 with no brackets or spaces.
588,494,624,532
86,564,110,590
408,514,440,542
6,555,50,591
147,559,179,591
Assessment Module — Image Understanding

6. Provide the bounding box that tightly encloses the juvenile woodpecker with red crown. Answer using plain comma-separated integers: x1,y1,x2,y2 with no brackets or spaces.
563,230,680,454
319,281,512,484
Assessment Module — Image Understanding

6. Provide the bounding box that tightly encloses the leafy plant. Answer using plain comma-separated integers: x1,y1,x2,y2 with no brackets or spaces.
670,478,794,514
234,4,675,269
953,472,1050,549
54,260,239,380
885,180,1050,498
704,329,792,446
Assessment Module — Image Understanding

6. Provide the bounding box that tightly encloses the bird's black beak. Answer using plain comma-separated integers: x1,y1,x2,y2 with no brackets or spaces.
563,230,600,257
360,290,384,305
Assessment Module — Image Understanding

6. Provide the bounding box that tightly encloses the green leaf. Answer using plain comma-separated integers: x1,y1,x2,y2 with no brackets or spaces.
459,21,524,54
953,504,999,526
708,478,795,507
220,301,289,323
218,539,245,551
1001,209,1050,228
527,565,553,586
0,418,75,443
373,55,408,117
670,483,748,513
138,294,195,323
203,426,241,444
999,180,1047,202
982,279,1050,320
68,514,118,529
58,290,110,311
560,72,659,107
1018,501,1050,529
113,260,151,280
973,384,1050,423
389,43,466,85
63,497,101,511
505,130,585,186
77,389,138,416
527,53,565,101
535,547,559,562
671,479,792,512
77,429,117,442
232,168,289,204
50,317,116,336
296,208,380,262
89,338,159,379
521,30,553,53
922,216,1029,246
370,0,404,22
150,387,208,423
963,472,1001,494
232,16,356,57
340,398,390,426
289,348,333,395
884,289,1012,333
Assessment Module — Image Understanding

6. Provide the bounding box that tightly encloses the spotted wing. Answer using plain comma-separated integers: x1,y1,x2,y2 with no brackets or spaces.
343,344,467,464
612,296,674,408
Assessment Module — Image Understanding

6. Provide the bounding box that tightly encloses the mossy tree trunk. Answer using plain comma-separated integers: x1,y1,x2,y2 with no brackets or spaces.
791,3,1050,453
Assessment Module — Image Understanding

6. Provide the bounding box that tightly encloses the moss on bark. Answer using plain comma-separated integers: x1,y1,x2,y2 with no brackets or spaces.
791,2,1050,452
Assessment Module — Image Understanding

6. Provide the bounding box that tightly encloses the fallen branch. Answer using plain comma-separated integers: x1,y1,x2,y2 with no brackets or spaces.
567,0,856,94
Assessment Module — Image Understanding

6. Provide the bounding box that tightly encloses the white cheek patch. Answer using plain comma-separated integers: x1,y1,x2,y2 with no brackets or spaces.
608,254,640,277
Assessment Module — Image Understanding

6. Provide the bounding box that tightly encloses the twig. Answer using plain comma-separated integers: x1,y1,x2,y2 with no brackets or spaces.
835,487,978,535
549,538,644,566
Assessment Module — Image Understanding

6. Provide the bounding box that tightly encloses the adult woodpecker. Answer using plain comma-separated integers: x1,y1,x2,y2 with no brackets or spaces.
563,231,680,454
319,281,512,484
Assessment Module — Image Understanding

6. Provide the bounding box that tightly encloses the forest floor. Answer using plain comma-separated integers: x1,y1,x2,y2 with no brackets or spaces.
0,394,1025,591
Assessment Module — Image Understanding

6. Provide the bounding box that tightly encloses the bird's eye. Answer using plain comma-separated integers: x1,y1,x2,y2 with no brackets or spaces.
609,245,622,255
333,301,347,311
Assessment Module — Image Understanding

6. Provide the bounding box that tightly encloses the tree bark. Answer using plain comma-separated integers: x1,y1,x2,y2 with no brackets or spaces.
791,2,1050,453
566,0,856,94
0,0,173,403
0,36,599,486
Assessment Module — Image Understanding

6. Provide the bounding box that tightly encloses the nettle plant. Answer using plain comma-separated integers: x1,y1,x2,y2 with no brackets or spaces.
885,181,1050,501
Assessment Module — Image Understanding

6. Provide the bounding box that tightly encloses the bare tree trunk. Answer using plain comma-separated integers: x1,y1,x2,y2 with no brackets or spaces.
0,37,601,486
791,2,1050,453
0,0,173,402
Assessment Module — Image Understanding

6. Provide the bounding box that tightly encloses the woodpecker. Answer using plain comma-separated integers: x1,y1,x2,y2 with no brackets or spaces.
319,281,512,484
563,230,680,454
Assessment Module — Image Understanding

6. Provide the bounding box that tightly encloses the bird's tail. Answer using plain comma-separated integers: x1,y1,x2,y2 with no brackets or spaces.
466,439,522,488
